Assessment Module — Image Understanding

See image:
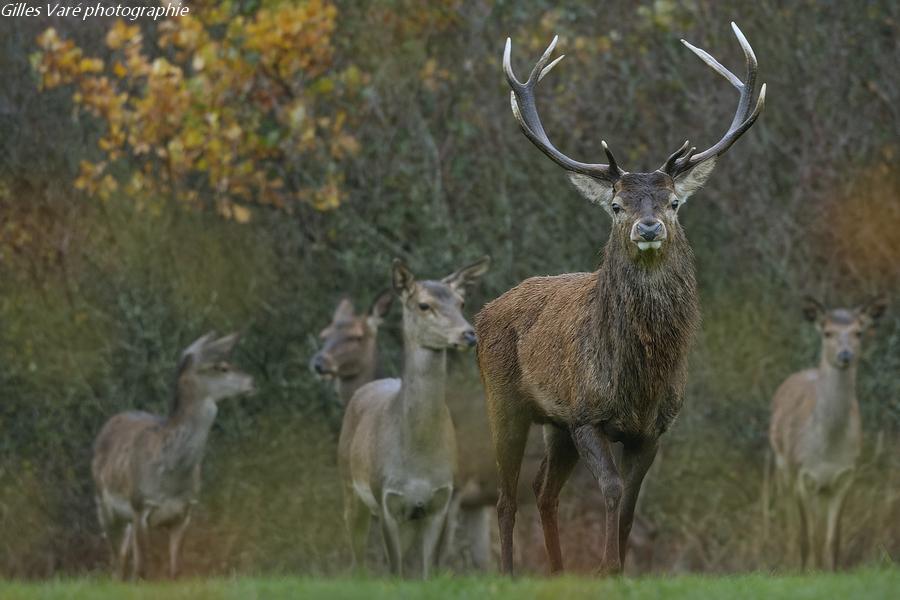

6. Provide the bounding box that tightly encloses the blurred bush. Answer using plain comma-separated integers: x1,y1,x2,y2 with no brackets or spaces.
0,0,897,576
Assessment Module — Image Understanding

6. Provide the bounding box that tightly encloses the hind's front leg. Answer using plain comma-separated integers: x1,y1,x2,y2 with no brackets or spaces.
421,485,453,579
382,492,406,576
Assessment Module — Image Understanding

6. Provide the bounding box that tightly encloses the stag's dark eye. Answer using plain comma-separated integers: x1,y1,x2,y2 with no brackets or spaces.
611,203,622,215
418,303,431,312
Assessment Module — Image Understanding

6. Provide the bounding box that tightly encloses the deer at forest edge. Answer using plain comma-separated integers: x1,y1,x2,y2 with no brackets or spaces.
311,291,394,407
476,23,766,575
769,296,887,570
92,332,254,579
338,257,489,577
315,290,546,571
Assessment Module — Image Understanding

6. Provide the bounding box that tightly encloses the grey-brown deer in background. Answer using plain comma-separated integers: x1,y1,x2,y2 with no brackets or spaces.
769,296,887,570
311,291,394,407
315,290,542,572
476,23,765,575
339,257,489,577
92,332,254,579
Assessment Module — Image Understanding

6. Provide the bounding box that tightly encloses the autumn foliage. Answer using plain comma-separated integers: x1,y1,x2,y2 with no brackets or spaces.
34,0,362,219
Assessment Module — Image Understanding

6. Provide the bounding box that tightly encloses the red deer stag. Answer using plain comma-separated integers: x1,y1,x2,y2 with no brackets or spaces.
339,257,489,577
92,332,254,579
770,296,887,570
476,23,766,574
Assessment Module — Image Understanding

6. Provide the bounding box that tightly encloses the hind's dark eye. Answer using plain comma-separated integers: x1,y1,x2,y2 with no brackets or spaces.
418,303,430,312
611,203,622,215
671,199,680,210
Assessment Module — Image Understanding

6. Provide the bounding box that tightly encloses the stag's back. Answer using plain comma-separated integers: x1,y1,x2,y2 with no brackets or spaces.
476,272,596,423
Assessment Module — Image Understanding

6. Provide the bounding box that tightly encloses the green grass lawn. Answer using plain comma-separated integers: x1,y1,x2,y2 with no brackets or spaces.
2,569,898,600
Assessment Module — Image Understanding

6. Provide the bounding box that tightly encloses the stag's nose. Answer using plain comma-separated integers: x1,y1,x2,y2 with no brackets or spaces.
637,219,663,241
837,350,854,365
462,330,477,348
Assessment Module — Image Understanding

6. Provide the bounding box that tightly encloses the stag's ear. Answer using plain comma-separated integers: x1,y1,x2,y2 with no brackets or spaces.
443,256,491,295
392,259,416,298
567,173,614,208
673,158,717,203
367,289,394,329
857,294,887,329
332,298,355,322
802,296,825,325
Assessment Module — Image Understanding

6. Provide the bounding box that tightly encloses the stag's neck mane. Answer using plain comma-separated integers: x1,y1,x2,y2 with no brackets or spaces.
588,232,700,412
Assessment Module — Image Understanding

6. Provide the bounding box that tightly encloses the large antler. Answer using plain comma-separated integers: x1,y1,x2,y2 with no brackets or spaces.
503,36,623,182
662,22,766,178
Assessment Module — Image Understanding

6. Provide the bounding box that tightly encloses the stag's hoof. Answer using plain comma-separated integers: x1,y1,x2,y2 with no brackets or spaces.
595,562,623,577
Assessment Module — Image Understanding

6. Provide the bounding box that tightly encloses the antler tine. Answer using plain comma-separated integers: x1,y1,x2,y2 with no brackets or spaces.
504,36,622,181
663,22,766,177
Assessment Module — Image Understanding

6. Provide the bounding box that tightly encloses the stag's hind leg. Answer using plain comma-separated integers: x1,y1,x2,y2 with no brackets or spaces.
486,390,531,575
533,423,579,574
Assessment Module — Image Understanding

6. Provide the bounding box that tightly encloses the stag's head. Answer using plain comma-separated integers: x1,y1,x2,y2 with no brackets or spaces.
311,292,393,381
391,256,490,351
803,296,888,369
504,23,766,264
178,332,255,402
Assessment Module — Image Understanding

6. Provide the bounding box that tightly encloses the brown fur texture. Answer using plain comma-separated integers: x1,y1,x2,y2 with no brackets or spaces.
476,171,701,575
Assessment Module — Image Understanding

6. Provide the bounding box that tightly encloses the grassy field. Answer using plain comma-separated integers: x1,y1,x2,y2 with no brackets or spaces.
2,569,898,600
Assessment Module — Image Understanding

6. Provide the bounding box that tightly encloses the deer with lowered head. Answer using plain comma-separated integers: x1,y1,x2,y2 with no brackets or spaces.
769,295,887,570
339,256,489,577
92,332,254,579
476,23,766,575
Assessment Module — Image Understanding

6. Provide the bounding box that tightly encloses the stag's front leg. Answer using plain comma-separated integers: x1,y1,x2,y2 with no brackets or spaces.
617,439,659,566
572,424,623,574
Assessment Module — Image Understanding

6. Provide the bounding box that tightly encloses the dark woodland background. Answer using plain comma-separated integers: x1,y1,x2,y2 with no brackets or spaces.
0,0,898,577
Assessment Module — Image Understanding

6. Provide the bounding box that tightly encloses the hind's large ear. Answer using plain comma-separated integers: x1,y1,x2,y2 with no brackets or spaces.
443,255,491,295
802,296,825,326
184,331,216,359
392,259,416,298
332,298,355,322
204,332,241,360
857,294,887,329
367,289,393,329
568,173,614,209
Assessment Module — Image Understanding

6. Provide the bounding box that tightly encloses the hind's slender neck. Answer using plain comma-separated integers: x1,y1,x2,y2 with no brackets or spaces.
336,336,379,405
165,379,218,471
399,332,448,450
814,354,858,437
